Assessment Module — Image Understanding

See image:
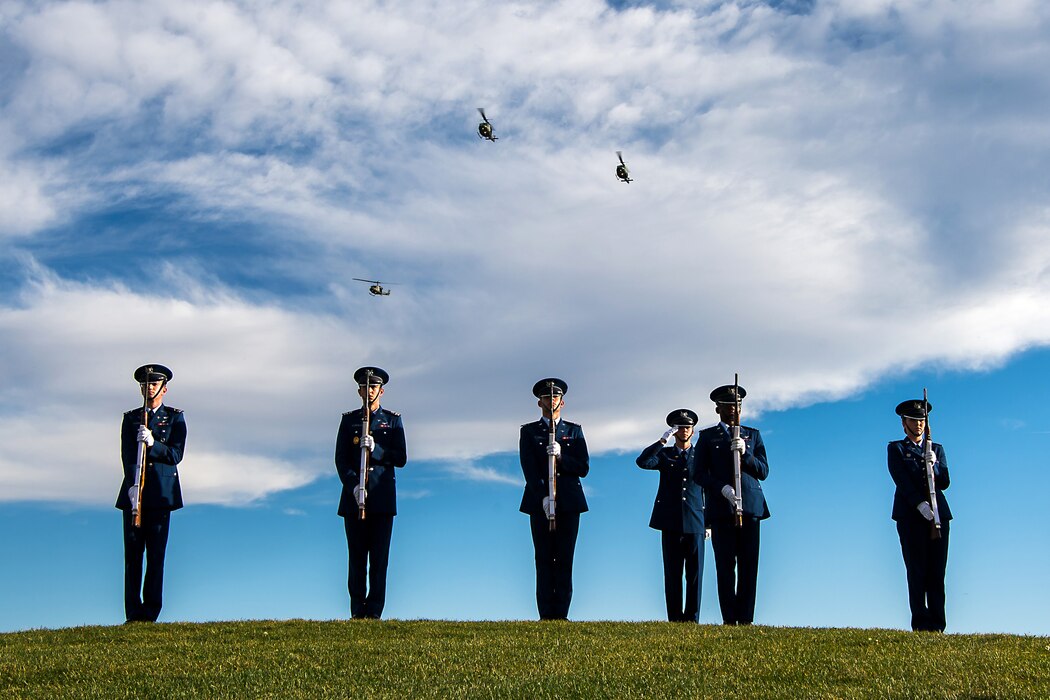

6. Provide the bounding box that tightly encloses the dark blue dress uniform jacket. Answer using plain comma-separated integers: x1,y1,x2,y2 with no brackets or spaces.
115,405,186,512
335,406,407,517
519,419,589,515
636,441,705,534
695,425,770,522
888,439,951,523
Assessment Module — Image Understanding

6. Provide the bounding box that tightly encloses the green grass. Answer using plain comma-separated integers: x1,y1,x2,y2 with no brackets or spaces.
1,620,1047,699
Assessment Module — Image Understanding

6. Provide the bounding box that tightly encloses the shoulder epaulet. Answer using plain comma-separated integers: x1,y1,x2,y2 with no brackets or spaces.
385,409,401,417
124,408,140,416
168,407,183,414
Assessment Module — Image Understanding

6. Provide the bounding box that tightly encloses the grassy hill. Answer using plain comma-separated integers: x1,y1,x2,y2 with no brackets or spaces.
1,620,1047,698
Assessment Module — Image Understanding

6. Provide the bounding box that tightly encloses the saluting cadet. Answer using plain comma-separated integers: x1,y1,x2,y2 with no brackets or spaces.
334,367,407,619
115,364,187,623
636,408,706,622
519,378,590,620
695,384,769,625
888,398,952,632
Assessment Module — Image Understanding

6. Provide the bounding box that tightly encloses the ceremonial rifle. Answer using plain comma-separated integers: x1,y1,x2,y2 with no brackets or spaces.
547,381,557,532
358,370,373,521
131,367,152,529
732,373,744,528
923,388,942,540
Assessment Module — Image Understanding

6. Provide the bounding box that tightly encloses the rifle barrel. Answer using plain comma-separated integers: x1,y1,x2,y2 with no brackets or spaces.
923,388,942,540
358,372,372,521
732,373,743,528
132,369,152,529
547,382,557,532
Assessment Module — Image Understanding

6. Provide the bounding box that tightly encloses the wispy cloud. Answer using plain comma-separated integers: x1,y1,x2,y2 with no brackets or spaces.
398,489,434,500
441,460,521,487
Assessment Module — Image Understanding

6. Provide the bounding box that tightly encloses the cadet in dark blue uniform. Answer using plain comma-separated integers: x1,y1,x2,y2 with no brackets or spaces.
519,378,590,620
636,408,706,622
334,366,407,619
888,398,952,632
115,364,186,623
695,384,769,625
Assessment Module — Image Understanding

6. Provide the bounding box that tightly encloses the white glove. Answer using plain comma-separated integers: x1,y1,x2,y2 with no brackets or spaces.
923,451,937,469
137,425,155,447
546,442,561,458
721,485,736,503
730,436,746,454
917,502,934,521
353,485,366,507
361,434,375,452
542,496,555,518
704,528,712,541
661,428,676,442
128,487,139,510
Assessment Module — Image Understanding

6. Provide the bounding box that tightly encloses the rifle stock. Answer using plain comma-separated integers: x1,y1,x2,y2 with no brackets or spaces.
132,441,147,528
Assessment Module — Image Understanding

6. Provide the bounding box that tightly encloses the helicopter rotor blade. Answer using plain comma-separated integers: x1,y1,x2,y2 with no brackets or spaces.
477,107,487,121
353,278,381,284
617,151,625,165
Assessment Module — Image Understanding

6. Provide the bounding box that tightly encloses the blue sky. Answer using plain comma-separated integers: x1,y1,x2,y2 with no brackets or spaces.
2,0,1049,635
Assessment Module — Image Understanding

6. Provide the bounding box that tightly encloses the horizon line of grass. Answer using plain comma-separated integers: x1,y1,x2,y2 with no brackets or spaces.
2,619,1048,698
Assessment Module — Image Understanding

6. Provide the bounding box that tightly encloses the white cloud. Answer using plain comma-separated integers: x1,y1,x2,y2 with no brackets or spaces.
0,161,57,237
441,460,522,487
2,1,1050,504
0,409,310,506
184,450,315,506
0,270,369,505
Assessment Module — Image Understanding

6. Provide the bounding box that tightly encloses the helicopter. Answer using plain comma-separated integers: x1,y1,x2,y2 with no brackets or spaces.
352,278,394,297
477,108,497,142
615,151,632,183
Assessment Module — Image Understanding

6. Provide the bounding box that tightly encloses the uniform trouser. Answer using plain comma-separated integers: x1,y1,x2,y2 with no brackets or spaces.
529,512,580,620
661,531,703,622
897,518,950,632
122,508,171,622
344,513,394,619
709,518,760,625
